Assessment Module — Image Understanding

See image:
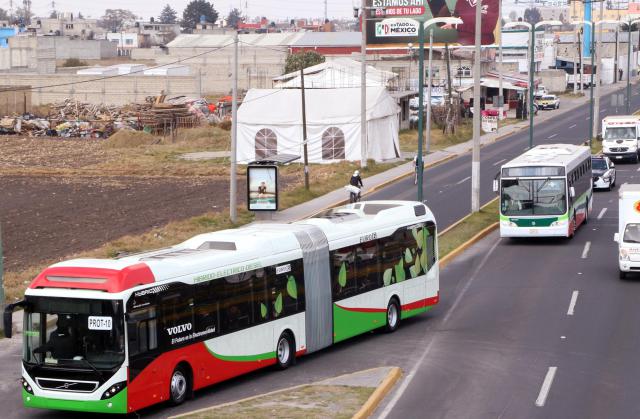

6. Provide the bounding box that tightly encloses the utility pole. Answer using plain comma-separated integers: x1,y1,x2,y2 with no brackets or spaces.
528,26,535,150
324,0,328,22
360,1,368,168
301,67,310,190
498,0,504,129
426,28,433,155
230,30,239,223
578,29,583,93
593,1,603,141
615,24,619,84
627,22,633,114
471,0,482,213
574,29,578,95
417,23,425,202
589,20,595,145
0,223,4,316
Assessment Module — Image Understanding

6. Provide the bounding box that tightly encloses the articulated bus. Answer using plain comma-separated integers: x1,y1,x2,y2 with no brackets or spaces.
4,200,438,414
495,144,593,238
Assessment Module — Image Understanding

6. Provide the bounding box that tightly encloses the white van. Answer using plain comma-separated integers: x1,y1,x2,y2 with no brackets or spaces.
602,115,640,163
614,184,640,278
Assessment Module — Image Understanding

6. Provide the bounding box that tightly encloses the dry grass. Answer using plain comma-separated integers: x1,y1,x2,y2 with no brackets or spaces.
104,130,160,148
399,122,474,153
178,385,373,419
438,199,499,259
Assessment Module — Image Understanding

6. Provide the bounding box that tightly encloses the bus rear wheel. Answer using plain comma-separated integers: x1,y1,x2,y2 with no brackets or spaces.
385,298,401,333
276,332,294,370
169,365,190,406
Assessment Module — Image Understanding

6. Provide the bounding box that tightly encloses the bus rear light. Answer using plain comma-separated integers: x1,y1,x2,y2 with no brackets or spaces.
101,381,126,400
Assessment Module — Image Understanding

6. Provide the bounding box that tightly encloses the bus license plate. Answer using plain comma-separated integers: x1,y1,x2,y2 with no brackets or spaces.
529,229,538,235
88,316,112,331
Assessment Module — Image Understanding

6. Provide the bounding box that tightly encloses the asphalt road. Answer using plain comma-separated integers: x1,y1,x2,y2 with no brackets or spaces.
1,84,639,418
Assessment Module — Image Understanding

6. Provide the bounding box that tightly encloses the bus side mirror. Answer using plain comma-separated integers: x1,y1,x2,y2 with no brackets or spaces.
492,179,499,193
614,232,620,243
570,186,576,198
3,300,26,339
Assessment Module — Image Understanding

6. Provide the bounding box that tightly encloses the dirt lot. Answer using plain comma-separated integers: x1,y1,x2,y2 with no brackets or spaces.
0,136,242,272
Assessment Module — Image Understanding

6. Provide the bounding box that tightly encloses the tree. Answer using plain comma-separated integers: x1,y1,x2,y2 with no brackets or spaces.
99,9,136,31
523,8,542,26
159,4,177,24
284,51,325,74
14,7,32,25
0,8,9,21
227,7,242,29
49,10,58,19
182,0,218,30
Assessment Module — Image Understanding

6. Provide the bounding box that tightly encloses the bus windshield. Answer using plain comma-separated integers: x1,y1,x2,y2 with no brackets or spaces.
23,297,124,370
604,126,637,140
501,178,567,216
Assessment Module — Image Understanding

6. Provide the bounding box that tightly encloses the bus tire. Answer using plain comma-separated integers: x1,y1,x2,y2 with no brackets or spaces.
385,298,401,333
568,214,576,239
169,365,190,406
276,332,294,370
584,205,589,224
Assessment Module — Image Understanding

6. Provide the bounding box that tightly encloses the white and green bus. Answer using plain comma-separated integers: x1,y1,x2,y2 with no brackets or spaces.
4,200,438,415
494,144,593,238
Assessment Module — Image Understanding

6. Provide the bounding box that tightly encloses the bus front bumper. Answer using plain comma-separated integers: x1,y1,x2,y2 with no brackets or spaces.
23,388,127,414
500,220,569,238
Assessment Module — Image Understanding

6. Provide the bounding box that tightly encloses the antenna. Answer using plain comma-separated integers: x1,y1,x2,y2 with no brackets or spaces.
324,0,328,21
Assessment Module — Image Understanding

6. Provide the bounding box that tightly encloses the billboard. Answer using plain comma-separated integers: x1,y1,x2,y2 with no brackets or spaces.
247,165,278,211
366,0,500,47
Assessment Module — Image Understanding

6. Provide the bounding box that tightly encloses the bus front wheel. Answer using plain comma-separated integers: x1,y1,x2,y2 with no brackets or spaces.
385,298,401,333
169,365,190,406
276,332,294,369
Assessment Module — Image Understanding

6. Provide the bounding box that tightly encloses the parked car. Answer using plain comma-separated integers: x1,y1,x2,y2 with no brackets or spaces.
535,94,560,110
592,155,616,190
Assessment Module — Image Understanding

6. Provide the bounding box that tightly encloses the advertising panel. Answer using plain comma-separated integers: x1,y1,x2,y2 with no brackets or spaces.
366,0,500,47
247,165,278,211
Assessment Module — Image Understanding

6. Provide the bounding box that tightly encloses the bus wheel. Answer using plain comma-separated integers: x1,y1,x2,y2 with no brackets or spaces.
385,298,401,333
276,332,294,370
169,366,189,406
584,205,589,225
568,216,576,239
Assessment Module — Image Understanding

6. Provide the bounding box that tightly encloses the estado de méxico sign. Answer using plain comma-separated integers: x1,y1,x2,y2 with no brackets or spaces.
375,20,419,37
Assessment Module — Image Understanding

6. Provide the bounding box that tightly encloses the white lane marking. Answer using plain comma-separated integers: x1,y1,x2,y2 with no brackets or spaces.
548,134,558,139
456,176,471,185
379,239,502,419
585,116,591,120
569,124,577,129
567,290,579,315
581,242,591,259
598,208,607,220
493,158,507,166
535,367,558,407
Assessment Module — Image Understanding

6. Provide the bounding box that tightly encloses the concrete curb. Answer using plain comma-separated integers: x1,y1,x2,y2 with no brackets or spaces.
352,367,403,419
438,197,499,237
439,222,499,269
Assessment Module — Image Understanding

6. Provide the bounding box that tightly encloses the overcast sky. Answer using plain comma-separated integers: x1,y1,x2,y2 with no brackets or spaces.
30,0,359,21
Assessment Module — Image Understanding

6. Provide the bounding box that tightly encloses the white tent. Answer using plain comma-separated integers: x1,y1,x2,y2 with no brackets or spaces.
273,58,397,89
237,87,400,164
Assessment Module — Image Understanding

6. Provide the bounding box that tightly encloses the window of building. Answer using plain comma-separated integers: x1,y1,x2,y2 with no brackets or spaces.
255,128,278,159
65,24,73,29
456,66,471,78
321,127,346,160
125,38,134,45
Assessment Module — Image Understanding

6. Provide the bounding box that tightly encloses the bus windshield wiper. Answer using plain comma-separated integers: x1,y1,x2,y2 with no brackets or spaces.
536,177,551,193
76,358,100,374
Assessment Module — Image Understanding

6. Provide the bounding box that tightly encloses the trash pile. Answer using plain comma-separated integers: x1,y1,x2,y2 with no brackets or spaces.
0,95,217,138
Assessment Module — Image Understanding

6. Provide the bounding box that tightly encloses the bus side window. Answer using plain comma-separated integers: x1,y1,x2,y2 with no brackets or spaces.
426,222,437,270
268,260,305,318
194,281,220,338
380,230,405,285
159,284,194,347
330,246,358,301
355,240,381,293
219,273,254,334
127,307,158,357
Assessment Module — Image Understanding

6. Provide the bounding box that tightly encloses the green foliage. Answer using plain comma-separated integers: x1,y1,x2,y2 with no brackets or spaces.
182,0,218,30
274,293,283,316
412,228,421,248
287,276,298,299
227,8,243,29
409,265,418,279
100,9,137,30
338,262,347,288
284,51,326,75
420,249,427,272
159,4,178,24
260,303,267,319
383,268,393,286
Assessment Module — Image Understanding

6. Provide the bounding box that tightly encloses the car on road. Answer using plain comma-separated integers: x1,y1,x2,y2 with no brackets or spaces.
592,155,616,190
535,94,560,110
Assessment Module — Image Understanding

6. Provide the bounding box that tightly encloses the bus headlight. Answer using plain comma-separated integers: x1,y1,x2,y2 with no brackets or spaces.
101,381,126,400
551,220,565,226
22,378,33,395
620,248,630,261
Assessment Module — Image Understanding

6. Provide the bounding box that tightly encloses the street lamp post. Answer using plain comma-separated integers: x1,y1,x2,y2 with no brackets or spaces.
504,20,562,150
624,20,640,114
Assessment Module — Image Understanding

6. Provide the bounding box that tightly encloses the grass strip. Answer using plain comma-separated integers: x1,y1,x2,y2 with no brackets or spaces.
172,385,374,419
437,199,499,260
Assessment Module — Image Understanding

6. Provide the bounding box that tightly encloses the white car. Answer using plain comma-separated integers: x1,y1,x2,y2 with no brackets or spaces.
592,155,616,190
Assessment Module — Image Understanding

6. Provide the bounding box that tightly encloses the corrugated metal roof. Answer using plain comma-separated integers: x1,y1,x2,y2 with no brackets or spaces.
292,32,361,47
166,32,305,48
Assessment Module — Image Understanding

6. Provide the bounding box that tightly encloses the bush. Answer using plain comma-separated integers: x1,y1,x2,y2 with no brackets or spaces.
62,58,87,67
217,120,231,131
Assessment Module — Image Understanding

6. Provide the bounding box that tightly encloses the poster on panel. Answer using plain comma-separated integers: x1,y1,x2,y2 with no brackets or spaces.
366,0,500,47
247,165,278,211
